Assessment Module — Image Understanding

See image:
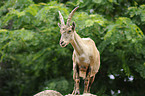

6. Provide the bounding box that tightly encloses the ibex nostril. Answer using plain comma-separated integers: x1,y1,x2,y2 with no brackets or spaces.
60,41,64,45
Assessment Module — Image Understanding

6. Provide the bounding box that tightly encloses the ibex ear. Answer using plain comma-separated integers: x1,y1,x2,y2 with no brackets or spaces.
72,22,75,31
58,23,61,28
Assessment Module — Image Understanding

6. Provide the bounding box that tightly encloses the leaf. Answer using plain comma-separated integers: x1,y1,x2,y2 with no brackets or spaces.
108,0,118,4
85,20,94,27
92,0,102,4
25,4,39,16
128,7,138,17
140,11,145,22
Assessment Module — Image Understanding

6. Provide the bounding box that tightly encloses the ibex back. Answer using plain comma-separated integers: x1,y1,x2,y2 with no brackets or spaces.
58,6,100,95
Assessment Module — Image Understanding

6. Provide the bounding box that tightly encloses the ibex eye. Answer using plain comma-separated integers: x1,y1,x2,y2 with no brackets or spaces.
68,30,71,33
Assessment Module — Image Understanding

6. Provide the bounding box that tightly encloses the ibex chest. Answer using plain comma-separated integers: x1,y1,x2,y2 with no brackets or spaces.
74,53,92,79
76,54,90,66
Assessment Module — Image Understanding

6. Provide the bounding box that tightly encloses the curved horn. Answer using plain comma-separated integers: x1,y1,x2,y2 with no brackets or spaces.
58,11,65,26
67,6,79,26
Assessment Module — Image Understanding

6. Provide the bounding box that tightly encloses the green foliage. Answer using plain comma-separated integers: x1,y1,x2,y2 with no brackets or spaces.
42,77,72,94
127,4,145,33
0,0,145,96
128,4,145,22
99,17,144,77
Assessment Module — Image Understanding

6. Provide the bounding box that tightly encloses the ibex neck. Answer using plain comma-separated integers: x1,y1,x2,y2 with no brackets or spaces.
71,32,84,55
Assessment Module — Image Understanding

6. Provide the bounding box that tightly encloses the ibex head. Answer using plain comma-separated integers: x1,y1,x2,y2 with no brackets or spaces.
58,6,79,47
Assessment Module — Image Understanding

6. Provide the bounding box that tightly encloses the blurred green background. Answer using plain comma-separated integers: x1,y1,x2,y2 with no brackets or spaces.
0,0,145,96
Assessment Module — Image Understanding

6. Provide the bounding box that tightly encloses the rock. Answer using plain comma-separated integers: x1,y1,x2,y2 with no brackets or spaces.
33,90,63,96
34,90,97,96
65,93,97,96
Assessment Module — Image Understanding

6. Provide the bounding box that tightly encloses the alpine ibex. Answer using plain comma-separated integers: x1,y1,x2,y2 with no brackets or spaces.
58,6,100,94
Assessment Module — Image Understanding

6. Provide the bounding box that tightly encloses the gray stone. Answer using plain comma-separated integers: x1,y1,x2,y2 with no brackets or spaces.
65,93,97,96
34,90,63,96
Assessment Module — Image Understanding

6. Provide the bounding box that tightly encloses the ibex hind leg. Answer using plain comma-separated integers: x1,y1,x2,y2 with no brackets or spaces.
88,75,95,93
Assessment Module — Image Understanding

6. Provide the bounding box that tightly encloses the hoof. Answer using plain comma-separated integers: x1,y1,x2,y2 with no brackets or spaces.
72,89,80,95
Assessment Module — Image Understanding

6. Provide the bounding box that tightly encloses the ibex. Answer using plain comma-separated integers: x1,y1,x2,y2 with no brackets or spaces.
58,6,100,94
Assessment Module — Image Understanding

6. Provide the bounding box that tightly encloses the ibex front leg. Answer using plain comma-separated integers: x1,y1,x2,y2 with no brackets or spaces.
72,63,80,95
84,71,91,93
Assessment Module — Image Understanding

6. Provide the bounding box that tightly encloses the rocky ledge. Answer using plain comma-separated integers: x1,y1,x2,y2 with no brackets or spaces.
34,90,97,96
